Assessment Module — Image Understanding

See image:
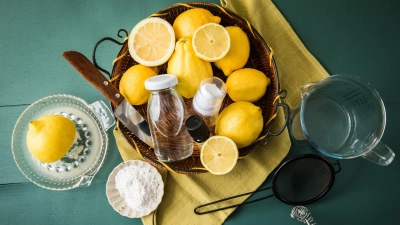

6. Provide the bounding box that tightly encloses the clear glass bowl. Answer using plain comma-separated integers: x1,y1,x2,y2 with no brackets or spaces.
12,94,115,190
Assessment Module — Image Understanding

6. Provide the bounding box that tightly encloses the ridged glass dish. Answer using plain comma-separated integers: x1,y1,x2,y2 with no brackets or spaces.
12,94,115,190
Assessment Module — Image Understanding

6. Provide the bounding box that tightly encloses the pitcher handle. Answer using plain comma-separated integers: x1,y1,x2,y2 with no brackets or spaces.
361,141,395,166
300,82,318,98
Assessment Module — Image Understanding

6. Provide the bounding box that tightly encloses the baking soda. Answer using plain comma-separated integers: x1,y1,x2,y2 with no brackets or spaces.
115,164,159,211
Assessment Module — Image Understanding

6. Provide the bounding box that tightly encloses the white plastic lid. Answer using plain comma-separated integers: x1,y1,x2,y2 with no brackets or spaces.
192,77,226,116
201,83,223,100
193,94,221,116
145,74,178,90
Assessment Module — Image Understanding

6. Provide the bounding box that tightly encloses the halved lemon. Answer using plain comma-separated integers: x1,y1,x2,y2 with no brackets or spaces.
192,23,231,62
128,17,175,67
200,136,238,175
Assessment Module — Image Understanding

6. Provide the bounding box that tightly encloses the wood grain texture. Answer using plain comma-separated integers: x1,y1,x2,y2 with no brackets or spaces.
62,51,124,107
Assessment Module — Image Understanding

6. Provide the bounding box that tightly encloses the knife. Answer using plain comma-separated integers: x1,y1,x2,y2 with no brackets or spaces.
62,51,154,148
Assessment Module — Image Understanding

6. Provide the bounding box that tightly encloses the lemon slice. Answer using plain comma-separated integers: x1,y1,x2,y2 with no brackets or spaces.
128,17,175,67
200,136,238,175
192,23,231,62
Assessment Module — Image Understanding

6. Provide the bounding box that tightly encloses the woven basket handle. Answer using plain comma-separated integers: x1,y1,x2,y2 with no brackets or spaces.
268,102,290,136
92,29,128,78
258,100,290,146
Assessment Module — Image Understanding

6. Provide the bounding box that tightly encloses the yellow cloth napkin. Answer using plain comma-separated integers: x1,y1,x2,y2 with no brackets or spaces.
113,0,329,224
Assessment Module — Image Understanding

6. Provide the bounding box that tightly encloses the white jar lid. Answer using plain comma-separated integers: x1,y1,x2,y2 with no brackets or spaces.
200,83,223,100
145,74,178,90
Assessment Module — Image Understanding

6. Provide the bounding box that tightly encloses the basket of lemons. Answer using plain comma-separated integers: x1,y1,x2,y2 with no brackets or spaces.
99,2,286,174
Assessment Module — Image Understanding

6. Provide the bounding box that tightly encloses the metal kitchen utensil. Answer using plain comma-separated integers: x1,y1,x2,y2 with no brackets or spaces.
194,154,341,215
62,51,153,147
291,206,316,225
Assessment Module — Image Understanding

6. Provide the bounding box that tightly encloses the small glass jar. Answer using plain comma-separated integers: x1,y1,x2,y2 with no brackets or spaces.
145,74,193,162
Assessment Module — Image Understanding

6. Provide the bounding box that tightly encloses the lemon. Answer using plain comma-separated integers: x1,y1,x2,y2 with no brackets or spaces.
150,66,159,74
226,68,270,102
200,136,238,175
173,8,221,40
119,64,157,105
26,115,76,163
167,37,213,98
214,26,250,76
192,23,231,62
215,102,263,148
128,17,175,67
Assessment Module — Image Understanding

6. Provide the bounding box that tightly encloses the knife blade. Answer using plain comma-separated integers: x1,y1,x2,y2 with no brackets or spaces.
62,50,154,148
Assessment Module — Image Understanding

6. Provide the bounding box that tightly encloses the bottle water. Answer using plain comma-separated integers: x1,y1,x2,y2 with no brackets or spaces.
144,74,193,162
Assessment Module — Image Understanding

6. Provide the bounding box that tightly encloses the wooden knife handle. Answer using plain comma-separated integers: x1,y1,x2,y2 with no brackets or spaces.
62,50,124,106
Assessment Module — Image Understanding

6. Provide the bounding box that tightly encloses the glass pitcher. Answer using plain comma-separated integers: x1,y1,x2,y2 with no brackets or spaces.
289,75,395,166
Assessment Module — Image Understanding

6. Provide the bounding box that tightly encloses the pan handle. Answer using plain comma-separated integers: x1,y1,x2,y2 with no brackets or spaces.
194,186,274,215
92,29,128,78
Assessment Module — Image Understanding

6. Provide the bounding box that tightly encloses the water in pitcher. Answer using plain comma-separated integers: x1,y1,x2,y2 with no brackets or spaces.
302,81,382,157
302,93,355,156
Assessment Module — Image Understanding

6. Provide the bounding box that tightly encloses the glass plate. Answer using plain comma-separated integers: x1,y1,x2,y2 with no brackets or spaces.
12,94,115,190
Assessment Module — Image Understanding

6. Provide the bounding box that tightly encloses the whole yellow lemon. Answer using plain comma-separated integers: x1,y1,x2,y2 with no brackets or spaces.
215,102,263,148
173,8,221,40
226,68,270,102
26,115,76,163
119,64,157,105
214,26,250,76
167,37,213,98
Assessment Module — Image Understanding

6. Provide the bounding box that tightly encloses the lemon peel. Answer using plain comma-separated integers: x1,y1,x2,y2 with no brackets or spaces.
215,102,263,148
26,115,76,163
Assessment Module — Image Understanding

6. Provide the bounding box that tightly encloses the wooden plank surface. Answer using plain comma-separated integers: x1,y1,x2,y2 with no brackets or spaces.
1,0,400,224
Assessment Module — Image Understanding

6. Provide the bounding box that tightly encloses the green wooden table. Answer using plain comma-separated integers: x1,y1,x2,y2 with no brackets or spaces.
1,0,399,224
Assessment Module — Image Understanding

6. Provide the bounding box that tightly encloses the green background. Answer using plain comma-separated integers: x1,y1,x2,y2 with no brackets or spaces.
1,0,399,224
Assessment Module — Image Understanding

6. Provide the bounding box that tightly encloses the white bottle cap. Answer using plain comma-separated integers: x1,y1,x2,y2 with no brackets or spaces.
193,77,226,116
201,83,223,100
145,74,178,90
193,94,221,115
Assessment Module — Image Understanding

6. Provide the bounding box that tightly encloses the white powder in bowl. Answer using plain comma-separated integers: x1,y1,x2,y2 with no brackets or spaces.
115,164,160,212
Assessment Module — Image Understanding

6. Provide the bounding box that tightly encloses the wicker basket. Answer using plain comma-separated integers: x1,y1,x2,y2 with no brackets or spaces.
99,2,283,174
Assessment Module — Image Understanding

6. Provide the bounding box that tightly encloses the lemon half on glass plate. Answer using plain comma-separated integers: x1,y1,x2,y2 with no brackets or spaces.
12,94,115,190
